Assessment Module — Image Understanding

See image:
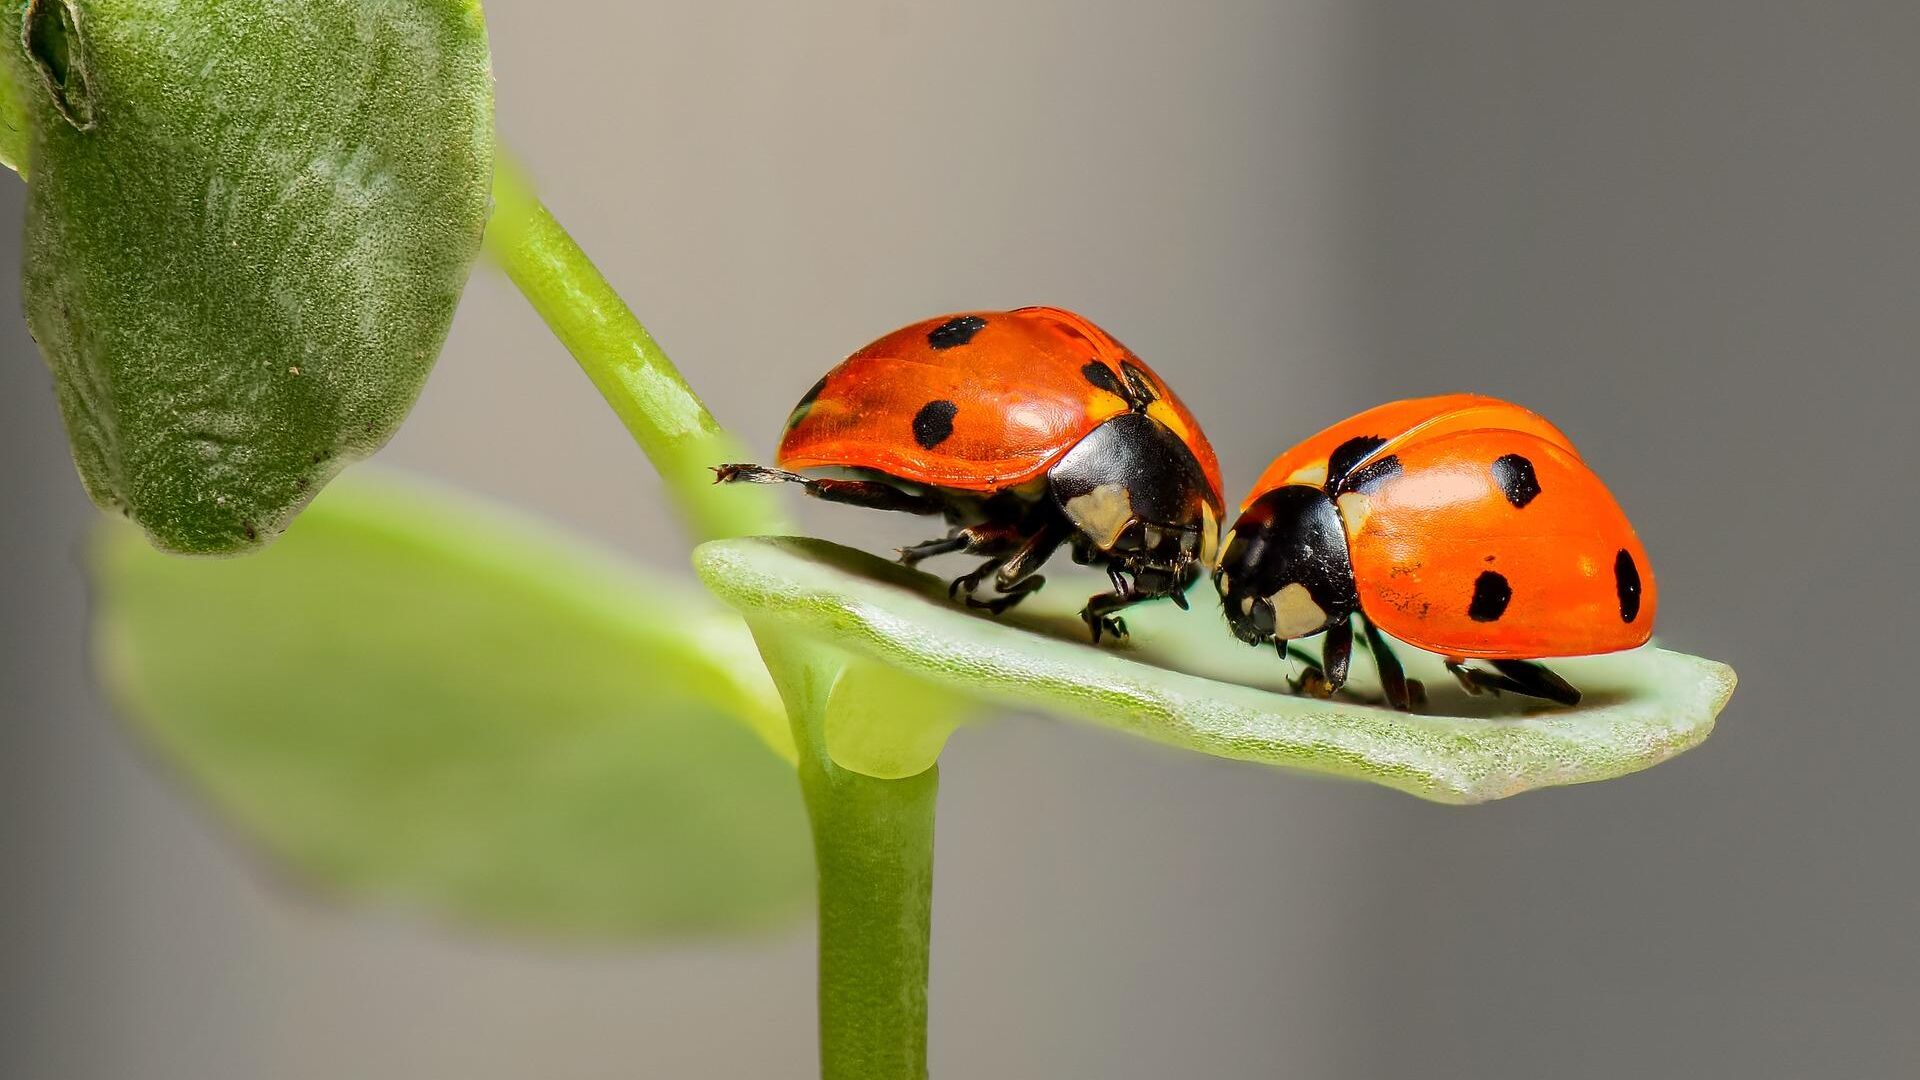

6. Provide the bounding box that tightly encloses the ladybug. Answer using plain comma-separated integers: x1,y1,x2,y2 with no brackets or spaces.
716,307,1224,641
1212,394,1656,709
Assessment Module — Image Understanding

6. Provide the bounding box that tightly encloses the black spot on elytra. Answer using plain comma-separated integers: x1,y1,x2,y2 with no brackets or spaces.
1468,570,1512,622
1345,454,1402,494
927,315,987,350
912,399,958,449
1491,453,1542,508
1082,362,1124,396
1615,548,1642,622
1327,436,1387,491
785,375,828,431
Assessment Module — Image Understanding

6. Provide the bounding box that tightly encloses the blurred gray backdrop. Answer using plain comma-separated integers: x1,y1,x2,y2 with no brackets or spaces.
4,2,1916,1077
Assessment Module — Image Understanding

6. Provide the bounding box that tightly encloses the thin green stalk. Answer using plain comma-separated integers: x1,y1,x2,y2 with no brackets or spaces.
805,756,937,1080
490,159,936,1080
760,634,937,1080
0,31,27,179
484,158,785,542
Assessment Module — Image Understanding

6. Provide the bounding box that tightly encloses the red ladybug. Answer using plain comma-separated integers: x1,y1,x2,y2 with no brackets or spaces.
1212,394,1656,708
717,307,1224,640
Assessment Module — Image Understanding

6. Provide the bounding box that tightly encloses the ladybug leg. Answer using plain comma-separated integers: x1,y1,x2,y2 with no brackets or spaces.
971,574,1048,616
1443,658,1582,708
1292,620,1351,699
898,533,970,566
947,557,1008,602
1444,659,1483,697
1322,620,1353,694
1356,614,1414,712
712,464,946,516
946,523,1067,614
1079,592,1133,644
1078,570,1147,644
970,524,1067,615
1488,660,1582,707
899,520,1026,568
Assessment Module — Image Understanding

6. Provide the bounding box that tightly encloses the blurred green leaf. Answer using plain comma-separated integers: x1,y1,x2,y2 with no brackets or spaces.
695,537,1735,804
96,473,813,938
9,0,493,553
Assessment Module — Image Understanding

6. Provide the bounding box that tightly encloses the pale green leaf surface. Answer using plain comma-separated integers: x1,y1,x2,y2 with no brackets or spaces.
822,659,972,781
10,0,493,552
696,537,1735,804
96,472,811,937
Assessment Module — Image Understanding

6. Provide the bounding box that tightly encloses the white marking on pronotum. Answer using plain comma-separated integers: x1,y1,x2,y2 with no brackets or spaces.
1198,503,1220,567
1268,583,1328,638
1065,484,1134,550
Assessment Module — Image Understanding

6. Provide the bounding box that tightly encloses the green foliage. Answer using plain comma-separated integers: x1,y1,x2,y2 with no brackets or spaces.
820,660,971,781
8,0,494,553
696,536,1735,804
95,473,813,937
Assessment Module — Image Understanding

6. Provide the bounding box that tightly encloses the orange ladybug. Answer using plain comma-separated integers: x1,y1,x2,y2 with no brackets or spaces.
1213,394,1655,708
717,307,1224,640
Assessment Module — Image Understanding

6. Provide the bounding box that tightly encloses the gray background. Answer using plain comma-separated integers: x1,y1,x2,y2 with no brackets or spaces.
3,1,1915,1077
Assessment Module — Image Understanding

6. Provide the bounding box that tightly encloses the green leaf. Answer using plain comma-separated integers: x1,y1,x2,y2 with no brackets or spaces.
10,0,494,553
694,537,1736,805
95,472,813,938
821,659,972,781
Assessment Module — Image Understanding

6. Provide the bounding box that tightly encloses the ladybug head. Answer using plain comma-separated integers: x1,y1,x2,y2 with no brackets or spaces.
1047,413,1222,599
1213,485,1358,647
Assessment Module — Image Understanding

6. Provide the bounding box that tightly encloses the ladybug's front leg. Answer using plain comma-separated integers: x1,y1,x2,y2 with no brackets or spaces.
1079,570,1140,644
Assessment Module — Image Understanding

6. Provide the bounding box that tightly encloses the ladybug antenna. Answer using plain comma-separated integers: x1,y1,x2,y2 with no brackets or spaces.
1119,361,1160,413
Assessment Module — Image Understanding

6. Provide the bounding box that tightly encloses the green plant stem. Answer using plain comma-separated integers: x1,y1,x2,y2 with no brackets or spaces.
484,158,786,542
0,18,29,179
490,159,937,1079
805,753,937,1079
760,635,936,1080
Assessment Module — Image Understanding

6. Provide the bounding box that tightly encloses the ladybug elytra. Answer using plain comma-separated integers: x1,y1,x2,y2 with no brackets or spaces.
1213,394,1656,709
1213,393,1651,707
717,307,1224,641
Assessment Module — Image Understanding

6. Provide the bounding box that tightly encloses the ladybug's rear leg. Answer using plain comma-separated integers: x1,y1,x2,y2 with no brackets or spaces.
712,464,946,516
1444,658,1582,707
